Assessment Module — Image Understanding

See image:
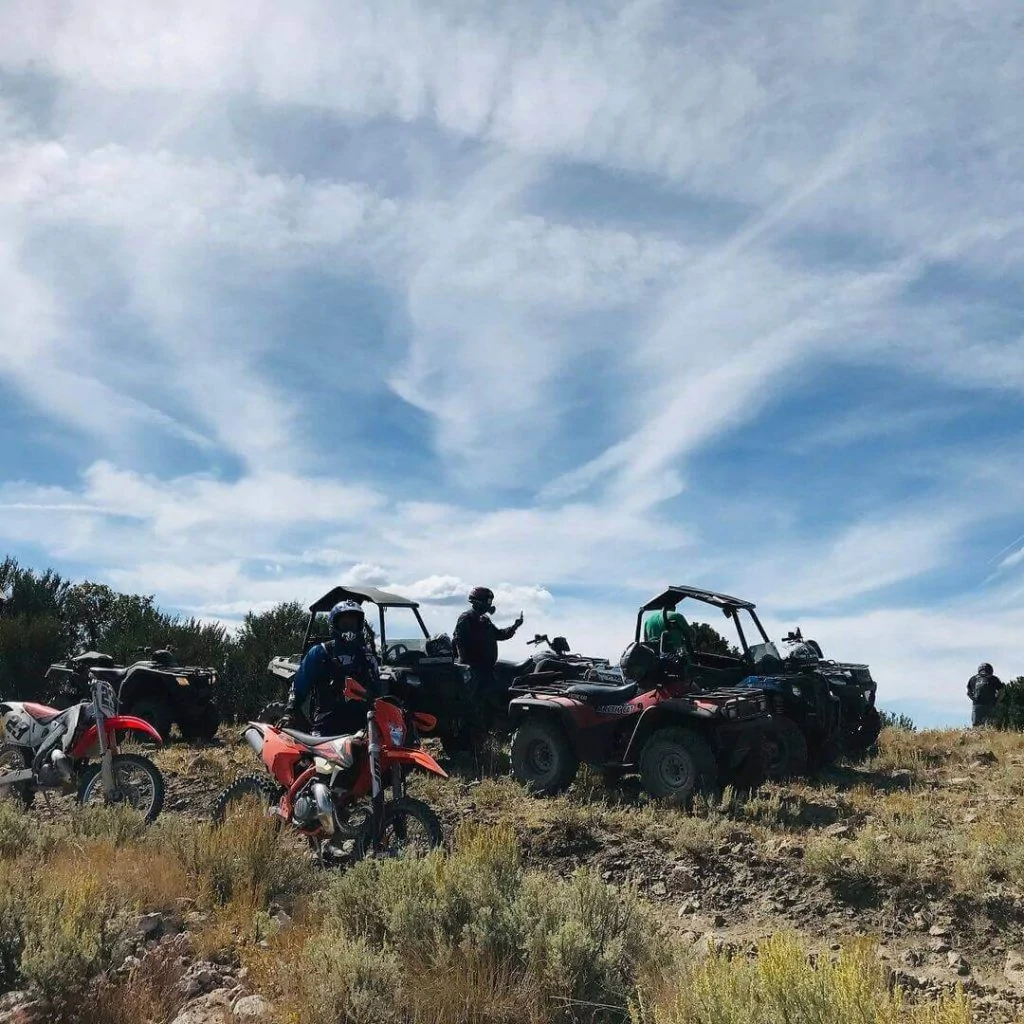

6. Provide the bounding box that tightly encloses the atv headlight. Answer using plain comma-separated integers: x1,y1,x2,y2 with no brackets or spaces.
176,676,190,687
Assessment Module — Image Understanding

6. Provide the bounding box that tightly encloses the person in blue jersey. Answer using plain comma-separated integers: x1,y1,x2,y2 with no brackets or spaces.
280,600,380,736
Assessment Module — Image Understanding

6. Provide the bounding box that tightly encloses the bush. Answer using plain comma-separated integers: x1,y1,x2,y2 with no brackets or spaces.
634,933,971,1024
880,710,917,732
993,678,1024,731
267,823,663,1024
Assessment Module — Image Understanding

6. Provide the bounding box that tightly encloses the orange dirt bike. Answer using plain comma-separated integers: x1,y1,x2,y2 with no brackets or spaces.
0,675,164,820
214,678,447,860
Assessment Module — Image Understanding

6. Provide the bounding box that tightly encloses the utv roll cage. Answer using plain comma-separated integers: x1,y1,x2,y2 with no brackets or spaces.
302,586,431,656
635,585,772,659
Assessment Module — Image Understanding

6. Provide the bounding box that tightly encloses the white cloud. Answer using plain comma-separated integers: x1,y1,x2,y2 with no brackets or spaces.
1,0,1022,729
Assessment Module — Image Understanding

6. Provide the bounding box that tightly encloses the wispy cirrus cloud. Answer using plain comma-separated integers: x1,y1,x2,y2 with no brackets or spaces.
1,0,1023,726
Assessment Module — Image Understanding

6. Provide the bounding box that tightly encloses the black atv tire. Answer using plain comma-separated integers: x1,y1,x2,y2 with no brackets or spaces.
765,715,809,778
639,727,718,804
124,697,173,743
78,753,165,822
213,774,282,825
0,743,33,809
510,717,579,795
845,706,882,757
729,734,766,790
179,705,221,743
352,797,442,861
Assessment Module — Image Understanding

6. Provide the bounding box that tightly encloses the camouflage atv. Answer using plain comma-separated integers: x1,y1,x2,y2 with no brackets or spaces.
45,648,220,742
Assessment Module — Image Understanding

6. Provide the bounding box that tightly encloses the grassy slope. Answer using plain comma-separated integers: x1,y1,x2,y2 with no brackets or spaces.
2,726,1023,1023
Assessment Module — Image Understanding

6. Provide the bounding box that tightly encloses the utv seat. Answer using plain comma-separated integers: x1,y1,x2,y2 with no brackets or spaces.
565,680,639,703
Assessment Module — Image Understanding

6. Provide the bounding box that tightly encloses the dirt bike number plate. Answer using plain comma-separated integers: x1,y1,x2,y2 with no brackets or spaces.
96,681,117,717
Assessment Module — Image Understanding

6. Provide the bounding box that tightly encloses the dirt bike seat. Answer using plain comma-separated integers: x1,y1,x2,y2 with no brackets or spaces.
564,681,639,704
281,727,363,749
22,701,62,723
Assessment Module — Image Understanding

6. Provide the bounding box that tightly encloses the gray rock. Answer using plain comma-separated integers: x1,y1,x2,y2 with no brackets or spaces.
947,952,970,976
651,881,667,897
1004,950,1024,989
928,925,951,938
171,989,233,1024
139,912,164,938
233,995,271,1019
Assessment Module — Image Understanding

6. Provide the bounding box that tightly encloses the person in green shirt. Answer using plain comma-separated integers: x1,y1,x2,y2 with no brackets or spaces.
642,609,690,653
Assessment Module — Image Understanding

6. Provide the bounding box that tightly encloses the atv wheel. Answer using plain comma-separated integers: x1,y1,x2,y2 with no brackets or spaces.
213,774,282,825
78,753,165,822
125,697,173,743
352,797,442,861
729,734,766,790
510,717,579,795
844,706,882,757
179,705,221,743
0,744,33,809
764,716,809,778
639,727,718,804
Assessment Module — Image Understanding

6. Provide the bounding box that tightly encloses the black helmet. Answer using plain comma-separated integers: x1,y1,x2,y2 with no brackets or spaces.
425,633,453,658
468,587,495,613
978,662,993,675
619,642,659,684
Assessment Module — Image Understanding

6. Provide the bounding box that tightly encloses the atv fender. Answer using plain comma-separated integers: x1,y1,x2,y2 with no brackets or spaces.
622,700,715,763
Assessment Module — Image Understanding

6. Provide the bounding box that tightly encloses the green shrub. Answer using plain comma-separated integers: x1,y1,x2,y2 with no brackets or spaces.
0,861,28,992
880,710,917,732
634,933,971,1024
993,678,1024,730
19,866,111,999
300,822,661,1023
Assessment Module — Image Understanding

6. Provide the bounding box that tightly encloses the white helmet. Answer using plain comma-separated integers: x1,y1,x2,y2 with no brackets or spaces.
329,599,364,623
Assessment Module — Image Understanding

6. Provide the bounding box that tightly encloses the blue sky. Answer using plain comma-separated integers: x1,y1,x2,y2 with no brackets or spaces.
2,1,1023,727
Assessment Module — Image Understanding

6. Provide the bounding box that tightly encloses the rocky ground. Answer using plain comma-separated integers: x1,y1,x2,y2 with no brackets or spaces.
5,725,1024,1022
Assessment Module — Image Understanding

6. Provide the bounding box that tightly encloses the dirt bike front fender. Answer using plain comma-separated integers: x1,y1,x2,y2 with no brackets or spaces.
384,748,448,779
70,716,163,758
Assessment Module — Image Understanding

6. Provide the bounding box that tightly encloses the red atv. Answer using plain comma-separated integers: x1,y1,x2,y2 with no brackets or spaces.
215,678,447,860
508,641,770,804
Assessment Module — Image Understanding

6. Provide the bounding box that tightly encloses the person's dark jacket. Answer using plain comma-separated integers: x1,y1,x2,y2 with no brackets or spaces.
288,638,380,733
968,672,1005,706
453,611,516,669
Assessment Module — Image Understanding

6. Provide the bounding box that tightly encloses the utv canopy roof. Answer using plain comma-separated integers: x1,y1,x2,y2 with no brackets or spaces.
640,586,756,613
308,586,420,613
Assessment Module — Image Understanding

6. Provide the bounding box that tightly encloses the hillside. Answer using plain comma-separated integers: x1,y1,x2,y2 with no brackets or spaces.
3,726,1024,1023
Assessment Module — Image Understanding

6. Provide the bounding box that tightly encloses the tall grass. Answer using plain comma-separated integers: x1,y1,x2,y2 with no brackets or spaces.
635,934,972,1024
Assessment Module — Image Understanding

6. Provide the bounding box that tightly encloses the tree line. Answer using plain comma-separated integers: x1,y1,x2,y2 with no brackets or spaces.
0,556,306,720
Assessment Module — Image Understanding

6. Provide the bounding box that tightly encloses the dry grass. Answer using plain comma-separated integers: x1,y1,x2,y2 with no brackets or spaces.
3,724,1019,1022
635,934,972,1024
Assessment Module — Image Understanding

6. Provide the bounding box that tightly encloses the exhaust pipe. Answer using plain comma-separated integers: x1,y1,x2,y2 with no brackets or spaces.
242,726,265,755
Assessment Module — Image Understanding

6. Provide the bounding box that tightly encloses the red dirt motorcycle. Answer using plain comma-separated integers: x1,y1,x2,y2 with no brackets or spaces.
215,678,447,860
0,674,165,820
